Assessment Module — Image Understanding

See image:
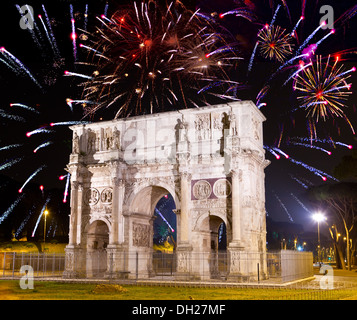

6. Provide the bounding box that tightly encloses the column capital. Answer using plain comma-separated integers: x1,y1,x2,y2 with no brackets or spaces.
180,171,192,181
230,169,242,181
112,177,124,187
71,181,83,190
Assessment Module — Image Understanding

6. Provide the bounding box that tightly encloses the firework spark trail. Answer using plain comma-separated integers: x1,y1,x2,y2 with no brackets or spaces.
0,47,43,90
15,4,42,49
292,137,353,149
70,5,77,61
41,4,60,57
10,103,39,114
335,142,353,149
33,141,53,153
69,100,97,106
0,109,26,122
336,4,357,25
284,61,312,86
273,192,294,222
287,156,337,181
270,4,281,27
62,174,70,203
289,174,309,189
273,147,289,158
333,66,356,80
0,144,22,152
38,14,56,54
289,141,332,155
0,194,25,225
155,208,175,232
15,205,35,238
0,158,23,171
79,43,102,54
268,54,309,83
295,22,325,57
248,41,259,73
256,85,270,104
103,2,109,17
84,4,89,31
314,29,335,50
302,0,307,18
31,197,51,237
0,57,19,74
277,124,284,148
290,193,311,213
18,165,46,193
50,121,90,127
264,145,281,159
26,128,53,137
218,8,256,22
291,16,304,36
64,70,92,79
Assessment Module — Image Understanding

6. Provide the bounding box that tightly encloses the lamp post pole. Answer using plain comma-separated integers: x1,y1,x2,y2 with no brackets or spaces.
44,209,49,249
312,212,326,265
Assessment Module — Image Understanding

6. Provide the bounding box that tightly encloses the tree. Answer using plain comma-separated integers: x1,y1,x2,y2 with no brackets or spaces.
308,182,357,270
334,149,357,181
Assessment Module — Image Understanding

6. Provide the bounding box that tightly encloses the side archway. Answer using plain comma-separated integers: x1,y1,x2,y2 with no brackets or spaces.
85,220,109,277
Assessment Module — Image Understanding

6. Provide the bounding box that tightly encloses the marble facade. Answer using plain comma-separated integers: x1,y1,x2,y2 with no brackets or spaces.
63,101,270,280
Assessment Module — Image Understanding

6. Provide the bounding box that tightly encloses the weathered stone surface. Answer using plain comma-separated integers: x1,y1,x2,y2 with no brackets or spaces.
64,101,269,280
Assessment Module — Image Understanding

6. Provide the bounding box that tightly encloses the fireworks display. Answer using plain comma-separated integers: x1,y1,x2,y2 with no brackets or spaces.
0,0,356,239
294,55,355,132
258,25,294,62
78,1,242,119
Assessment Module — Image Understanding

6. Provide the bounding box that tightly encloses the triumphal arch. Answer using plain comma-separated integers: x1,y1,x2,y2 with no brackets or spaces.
63,101,269,281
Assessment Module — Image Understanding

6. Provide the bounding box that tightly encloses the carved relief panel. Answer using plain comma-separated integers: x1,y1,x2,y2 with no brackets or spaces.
132,223,151,247
191,178,232,200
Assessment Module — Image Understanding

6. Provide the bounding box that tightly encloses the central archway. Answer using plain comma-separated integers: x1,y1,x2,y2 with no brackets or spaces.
129,184,178,278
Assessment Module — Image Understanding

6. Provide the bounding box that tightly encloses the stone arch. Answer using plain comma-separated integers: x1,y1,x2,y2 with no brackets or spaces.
195,212,231,238
128,181,180,215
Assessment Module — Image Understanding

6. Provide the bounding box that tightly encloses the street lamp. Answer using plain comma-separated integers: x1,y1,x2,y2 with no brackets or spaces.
44,208,49,248
312,212,326,264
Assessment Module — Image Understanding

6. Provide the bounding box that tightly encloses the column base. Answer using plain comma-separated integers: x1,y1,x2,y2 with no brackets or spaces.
175,244,196,280
228,241,245,250
105,243,129,278
63,245,85,279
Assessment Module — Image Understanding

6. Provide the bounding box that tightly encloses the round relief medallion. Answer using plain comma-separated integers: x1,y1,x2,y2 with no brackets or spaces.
213,179,232,198
193,180,212,200
101,188,113,203
85,188,100,206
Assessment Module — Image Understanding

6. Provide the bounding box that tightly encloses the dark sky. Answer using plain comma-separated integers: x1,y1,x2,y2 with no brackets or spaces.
0,0,356,233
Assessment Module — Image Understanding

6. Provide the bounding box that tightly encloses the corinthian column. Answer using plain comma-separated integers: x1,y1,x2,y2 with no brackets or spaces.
75,183,83,245
68,181,79,246
179,172,191,244
111,177,125,244
230,170,243,247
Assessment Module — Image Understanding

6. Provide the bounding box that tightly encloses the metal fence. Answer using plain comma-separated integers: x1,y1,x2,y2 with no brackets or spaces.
0,250,313,284
0,252,65,279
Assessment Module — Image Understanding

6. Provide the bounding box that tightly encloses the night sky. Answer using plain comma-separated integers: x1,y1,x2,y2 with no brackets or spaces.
0,0,356,239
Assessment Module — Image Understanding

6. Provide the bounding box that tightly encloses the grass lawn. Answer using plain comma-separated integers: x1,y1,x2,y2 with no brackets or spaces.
1,280,356,300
